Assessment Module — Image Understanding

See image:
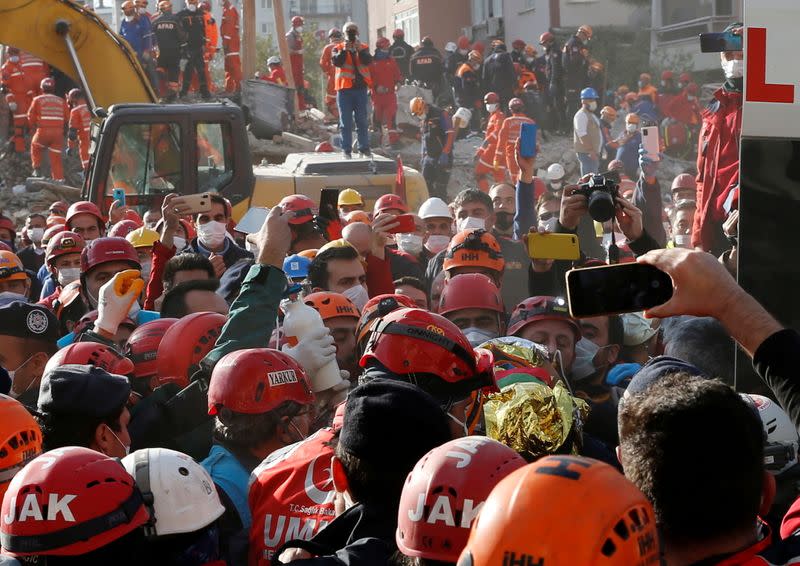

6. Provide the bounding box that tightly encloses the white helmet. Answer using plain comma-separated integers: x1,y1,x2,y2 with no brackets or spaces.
418,197,453,220
267,55,281,66
444,41,457,53
743,394,799,475
122,448,226,536
453,107,473,128
621,312,657,346
547,163,565,182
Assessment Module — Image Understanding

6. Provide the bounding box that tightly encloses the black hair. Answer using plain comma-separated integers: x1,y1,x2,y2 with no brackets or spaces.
27,213,47,222
37,403,126,452
393,276,426,294
308,245,360,290
608,314,624,347
162,252,215,291
335,436,410,509
212,400,303,449
663,317,735,381
160,278,221,318
452,189,492,214
618,373,764,545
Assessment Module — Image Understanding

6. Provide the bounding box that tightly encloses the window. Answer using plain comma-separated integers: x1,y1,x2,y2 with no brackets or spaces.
377,26,386,38
105,123,182,198
262,23,267,33
394,7,419,46
261,0,265,8
522,0,536,9
196,123,233,192
661,0,712,26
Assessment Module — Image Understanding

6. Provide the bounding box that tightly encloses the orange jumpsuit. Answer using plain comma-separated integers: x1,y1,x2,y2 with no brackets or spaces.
263,66,287,86
319,42,338,118
286,28,306,109
68,103,92,169
191,10,218,92
475,108,506,191
495,112,535,185
19,52,48,97
28,93,69,180
1,59,30,153
220,1,242,92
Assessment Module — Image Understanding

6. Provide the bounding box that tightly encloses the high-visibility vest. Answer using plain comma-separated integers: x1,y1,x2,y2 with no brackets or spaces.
334,42,372,90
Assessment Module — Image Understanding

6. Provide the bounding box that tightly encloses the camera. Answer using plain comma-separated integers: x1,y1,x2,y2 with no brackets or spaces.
574,174,620,222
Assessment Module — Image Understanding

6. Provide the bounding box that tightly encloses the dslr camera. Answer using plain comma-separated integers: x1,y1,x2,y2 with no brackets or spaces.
574,173,620,223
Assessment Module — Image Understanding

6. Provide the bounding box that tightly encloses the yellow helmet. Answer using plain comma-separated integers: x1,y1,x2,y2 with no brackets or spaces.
338,188,364,207
409,97,427,117
126,227,160,249
318,238,357,255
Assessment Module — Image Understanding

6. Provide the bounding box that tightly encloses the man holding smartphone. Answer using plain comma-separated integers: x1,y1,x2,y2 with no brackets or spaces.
332,22,373,158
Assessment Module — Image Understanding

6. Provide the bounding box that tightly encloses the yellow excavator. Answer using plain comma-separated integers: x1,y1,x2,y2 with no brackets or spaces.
0,0,429,219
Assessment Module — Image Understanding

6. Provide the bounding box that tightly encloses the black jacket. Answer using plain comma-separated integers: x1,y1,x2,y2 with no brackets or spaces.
562,35,588,90
153,11,186,53
187,237,253,268
409,46,443,86
482,49,515,100
389,39,414,79
177,8,205,50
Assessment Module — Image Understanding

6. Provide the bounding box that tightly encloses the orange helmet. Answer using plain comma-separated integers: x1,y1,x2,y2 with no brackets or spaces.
355,293,416,353
409,97,427,117
578,24,593,38
297,248,318,260
443,229,504,275
639,72,652,82
600,106,617,122
303,292,360,321
457,456,660,566
0,251,27,282
0,395,42,501
156,312,226,388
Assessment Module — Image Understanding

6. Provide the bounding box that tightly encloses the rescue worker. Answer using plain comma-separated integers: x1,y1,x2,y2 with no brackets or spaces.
19,51,49,97
200,0,218,92
677,71,692,91
221,0,242,93
587,60,605,106
660,69,678,95
454,50,483,132
495,97,535,185
178,0,210,99
286,15,306,109
124,318,177,396
563,24,592,116
303,291,360,379
573,86,602,176
616,112,642,180
1,47,29,154
638,72,658,105
409,36,444,98
263,56,287,85
475,92,506,192
153,0,185,101
482,41,515,109
27,77,69,181
66,88,91,171
370,36,402,148
390,28,414,80
120,0,157,88
439,273,506,346
410,96,455,200
0,395,42,500
337,188,364,215
332,22,372,158
320,28,343,119
539,31,565,132
599,105,618,171
446,36,471,85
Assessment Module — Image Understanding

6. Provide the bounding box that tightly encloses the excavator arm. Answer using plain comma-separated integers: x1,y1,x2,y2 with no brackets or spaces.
0,0,156,107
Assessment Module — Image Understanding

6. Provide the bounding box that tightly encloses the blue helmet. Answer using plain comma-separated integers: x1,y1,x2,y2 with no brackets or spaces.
580,87,599,100
283,254,312,279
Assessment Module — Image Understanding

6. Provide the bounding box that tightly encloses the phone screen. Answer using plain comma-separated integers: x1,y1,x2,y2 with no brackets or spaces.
700,32,742,53
235,207,270,234
566,264,673,318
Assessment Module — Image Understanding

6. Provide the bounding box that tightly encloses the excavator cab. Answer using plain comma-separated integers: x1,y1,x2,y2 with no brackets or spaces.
84,103,255,213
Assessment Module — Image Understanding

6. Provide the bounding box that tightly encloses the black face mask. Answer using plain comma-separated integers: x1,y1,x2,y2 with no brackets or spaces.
494,211,514,231
347,31,357,42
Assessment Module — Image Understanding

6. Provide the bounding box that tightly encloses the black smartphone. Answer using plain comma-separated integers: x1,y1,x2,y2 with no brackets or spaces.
700,31,742,53
566,263,673,318
318,188,340,221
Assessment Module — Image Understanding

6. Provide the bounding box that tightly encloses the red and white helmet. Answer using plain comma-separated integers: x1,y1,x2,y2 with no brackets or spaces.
0,447,149,557
744,394,799,475
396,436,526,562
45,231,85,267
65,201,104,228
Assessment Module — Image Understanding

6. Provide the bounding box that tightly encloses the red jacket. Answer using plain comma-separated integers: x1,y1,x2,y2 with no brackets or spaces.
664,90,702,127
478,109,505,167
220,2,240,52
692,87,742,250
1,60,29,116
369,56,401,95
495,113,534,166
28,93,68,129
144,240,176,310
262,66,287,86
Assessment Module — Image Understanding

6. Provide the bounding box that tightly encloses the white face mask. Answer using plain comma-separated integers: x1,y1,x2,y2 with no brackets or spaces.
485,103,498,113
138,7,146,14
140,260,152,282
538,217,559,233
173,236,186,251
587,101,598,111
674,234,691,248
106,425,131,457
571,338,611,381
186,2,197,10
626,123,638,133
296,26,304,33
722,57,744,79
197,220,227,248
550,181,562,191
57,267,81,286
463,327,498,348
29,228,44,243
396,233,424,256
425,234,451,254
342,284,369,312
456,216,485,232
124,14,135,21
9,56,19,64
5,355,35,395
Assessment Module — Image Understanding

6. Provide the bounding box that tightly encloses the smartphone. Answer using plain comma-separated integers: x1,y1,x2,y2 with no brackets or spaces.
566,263,673,318
235,207,269,234
387,213,417,234
173,193,212,215
700,31,742,53
528,233,580,260
520,122,538,158
318,188,340,221
112,188,126,207
641,126,661,162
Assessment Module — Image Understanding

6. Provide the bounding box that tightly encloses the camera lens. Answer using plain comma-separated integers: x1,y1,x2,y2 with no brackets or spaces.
587,190,615,223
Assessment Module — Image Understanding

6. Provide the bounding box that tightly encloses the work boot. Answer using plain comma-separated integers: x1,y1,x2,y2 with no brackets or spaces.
342,151,352,160
200,90,211,100
31,169,42,177
359,148,371,157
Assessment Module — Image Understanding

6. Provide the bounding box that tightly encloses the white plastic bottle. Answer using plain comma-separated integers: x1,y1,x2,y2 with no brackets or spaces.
282,297,342,392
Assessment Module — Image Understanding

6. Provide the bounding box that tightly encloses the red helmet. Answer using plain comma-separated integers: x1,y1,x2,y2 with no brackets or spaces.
508,296,581,339
439,274,504,317
80,237,141,273
671,173,696,191
483,92,499,105
396,436,526,562
374,193,408,215
46,215,67,229
156,312,226,388
124,318,178,381
315,141,334,152
279,194,316,225
511,39,526,50
0,395,42,501
679,71,692,83
107,219,140,239
44,342,135,376
360,307,494,394
0,215,16,237
67,88,84,106
661,70,674,81
45,230,82,265
457,36,470,50
291,15,304,27
539,31,554,45
327,27,342,39
376,36,390,50
65,201,104,228
471,41,485,54
208,348,314,415
508,97,525,112
355,293,417,352
0,446,149,557
40,77,55,93
392,28,404,39
304,292,359,321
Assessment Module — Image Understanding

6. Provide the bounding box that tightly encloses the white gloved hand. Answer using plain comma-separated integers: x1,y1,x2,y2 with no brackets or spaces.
281,326,337,375
93,269,144,336
8,102,17,112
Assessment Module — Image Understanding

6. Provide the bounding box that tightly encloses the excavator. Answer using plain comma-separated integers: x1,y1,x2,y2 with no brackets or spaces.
0,0,429,219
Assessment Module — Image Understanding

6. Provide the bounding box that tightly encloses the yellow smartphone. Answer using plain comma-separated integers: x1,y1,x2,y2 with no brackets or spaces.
528,233,580,260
